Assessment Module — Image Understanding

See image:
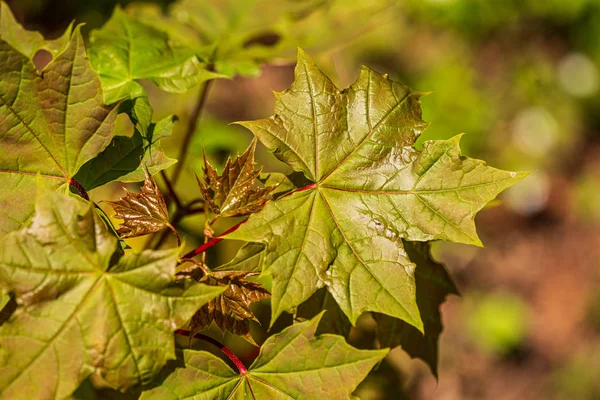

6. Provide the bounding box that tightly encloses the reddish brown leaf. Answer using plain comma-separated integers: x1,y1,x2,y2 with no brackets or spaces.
197,138,276,219
189,270,270,345
108,168,171,238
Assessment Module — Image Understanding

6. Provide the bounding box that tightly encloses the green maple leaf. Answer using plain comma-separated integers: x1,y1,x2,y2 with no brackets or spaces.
373,242,459,377
167,0,325,76
88,6,222,104
130,0,396,78
0,25,118,235
74,96,177,191
198,138,276,219
293,242,457,376
215,243,265,273
0,1,71,59
0,187,225,400
227,49,527,329
140,313,387,399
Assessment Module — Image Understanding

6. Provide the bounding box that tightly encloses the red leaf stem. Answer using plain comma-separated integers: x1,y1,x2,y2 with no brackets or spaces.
175,329,247,375
182,219,247,259
181,182,317,259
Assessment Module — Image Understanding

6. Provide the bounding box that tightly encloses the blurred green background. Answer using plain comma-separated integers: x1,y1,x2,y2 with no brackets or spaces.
6,0,600,398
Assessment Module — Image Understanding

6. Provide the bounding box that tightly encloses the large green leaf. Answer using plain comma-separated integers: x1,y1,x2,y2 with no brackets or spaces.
74,97,177,190
227,50,527,328
89,6,221,104
140,313,387,399
373,242,459,377
0,1,72,59
167,0,323,76
129,0,391,78
0,26,118,235
0,187,225,400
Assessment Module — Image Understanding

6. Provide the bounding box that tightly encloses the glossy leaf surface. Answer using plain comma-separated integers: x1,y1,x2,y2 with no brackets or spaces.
108,168,170,238
189,270,270,345
0,25,117,234
228,50,527,328
198,138,276,219
0,188,224,399
140,314,388,399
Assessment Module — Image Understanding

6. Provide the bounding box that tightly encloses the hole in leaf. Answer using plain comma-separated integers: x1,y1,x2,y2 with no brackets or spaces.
243,32,281,48
33,49,52,71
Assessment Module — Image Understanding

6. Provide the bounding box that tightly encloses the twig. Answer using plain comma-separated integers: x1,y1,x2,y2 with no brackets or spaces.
180,183,316,257
152,200,205,250
161,170,182,209
178,257,210,275
175,329,247,375
166,223,181,247
171,78,214,186
182,219,247,259
187,206,206,215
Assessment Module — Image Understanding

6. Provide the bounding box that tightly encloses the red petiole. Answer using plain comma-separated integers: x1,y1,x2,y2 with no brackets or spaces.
175,329,247,375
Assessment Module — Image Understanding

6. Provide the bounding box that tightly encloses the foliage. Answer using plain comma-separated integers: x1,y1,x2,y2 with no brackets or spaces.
141,314,388,400
0,1,527,398
0,22,117,234
0,185,224,399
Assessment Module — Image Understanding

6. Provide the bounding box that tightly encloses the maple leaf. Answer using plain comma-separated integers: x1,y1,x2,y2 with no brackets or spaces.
0,24,118,235
127,0,395,78
139,0,326,77
373,242,458,377
227,49,528,329
188,270,270,345
88,6,221,104
108,167,176,241
140,313,388,399
74,96,177,191
0,186,224,400
197,138,276,219
294,242,458,375
214,242,265,273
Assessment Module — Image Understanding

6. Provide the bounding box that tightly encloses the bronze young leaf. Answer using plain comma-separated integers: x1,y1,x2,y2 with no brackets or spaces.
189,270,270,345
197,137,277,219
108,168,179,244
